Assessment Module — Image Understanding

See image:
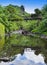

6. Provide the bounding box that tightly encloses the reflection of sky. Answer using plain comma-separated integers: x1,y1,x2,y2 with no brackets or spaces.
0,48,46,65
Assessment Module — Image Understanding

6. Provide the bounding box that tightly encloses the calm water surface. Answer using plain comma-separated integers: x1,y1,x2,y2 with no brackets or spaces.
0,48,46,65
0,34,47,65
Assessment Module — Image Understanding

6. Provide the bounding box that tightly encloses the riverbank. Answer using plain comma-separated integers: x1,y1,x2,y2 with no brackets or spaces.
6,30,47,40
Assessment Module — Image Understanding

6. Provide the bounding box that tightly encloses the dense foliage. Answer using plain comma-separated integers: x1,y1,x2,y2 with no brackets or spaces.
0,4,47,35
32,4,47,35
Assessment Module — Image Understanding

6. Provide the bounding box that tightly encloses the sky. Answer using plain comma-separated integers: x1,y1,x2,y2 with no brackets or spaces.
0,0,47,13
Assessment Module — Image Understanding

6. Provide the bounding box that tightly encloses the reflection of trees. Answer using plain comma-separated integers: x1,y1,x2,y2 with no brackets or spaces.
35,49,41,55
1,35,24,57
35,48,47,64
0,34,47,64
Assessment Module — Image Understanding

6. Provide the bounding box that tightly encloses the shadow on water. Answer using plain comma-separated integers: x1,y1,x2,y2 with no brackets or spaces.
0,34,47,65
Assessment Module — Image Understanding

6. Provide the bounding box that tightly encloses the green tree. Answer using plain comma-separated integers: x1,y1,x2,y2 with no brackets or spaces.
42,4,47,14
34,8,41,15
20,5,25,12
6,4,16,14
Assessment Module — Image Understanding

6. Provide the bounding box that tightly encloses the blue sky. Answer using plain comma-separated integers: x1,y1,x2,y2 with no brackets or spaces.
0,0,47,13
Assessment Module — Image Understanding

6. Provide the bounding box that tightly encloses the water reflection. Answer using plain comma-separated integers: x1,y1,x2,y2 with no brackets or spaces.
0,48,46,65
0,34,47,64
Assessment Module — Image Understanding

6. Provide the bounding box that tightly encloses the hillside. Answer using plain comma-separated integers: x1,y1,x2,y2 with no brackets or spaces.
0,4,47,35
4,4,30,20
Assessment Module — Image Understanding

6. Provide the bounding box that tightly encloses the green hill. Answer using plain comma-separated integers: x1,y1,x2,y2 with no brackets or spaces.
4,4,30,21
0,4,47,35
